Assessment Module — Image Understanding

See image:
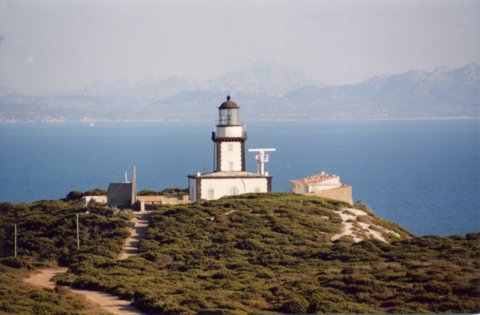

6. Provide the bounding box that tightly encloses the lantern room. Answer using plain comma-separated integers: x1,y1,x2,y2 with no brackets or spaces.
218,95,241,126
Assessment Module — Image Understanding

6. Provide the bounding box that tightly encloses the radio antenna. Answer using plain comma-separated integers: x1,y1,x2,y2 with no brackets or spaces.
248,148,276,175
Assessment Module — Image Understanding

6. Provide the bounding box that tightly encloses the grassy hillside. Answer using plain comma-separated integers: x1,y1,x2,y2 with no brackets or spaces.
0,199,133,314
52,193,480,314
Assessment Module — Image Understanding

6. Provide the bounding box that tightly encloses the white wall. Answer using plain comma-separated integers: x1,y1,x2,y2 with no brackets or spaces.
291,177,341,193
219,142,242,171
216,126,243,138
309,177,341,192
200,177,267,200
81,195,107,206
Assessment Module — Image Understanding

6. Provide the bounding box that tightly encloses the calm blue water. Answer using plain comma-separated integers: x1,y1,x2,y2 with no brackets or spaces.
0,120,478,236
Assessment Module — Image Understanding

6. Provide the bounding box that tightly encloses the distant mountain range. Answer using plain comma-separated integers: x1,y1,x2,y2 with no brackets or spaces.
0,62,478,122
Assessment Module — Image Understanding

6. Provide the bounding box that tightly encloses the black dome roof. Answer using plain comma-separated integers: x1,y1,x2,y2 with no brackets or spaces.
219,95,239,109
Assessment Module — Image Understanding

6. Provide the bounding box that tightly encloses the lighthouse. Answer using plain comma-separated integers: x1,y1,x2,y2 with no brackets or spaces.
188,96,274,200
212,95,247,172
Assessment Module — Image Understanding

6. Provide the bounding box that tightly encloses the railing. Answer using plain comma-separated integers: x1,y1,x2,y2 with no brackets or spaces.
215,120,242,126
211,130,248,140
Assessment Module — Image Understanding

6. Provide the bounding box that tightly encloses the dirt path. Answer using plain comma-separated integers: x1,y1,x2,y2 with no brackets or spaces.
68,289,145,315
118,211,151,260
23,211,152,315
23,267,68,289
24,268,145,315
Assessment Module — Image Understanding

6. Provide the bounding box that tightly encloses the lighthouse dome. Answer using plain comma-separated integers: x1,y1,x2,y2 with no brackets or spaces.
219,95,239,109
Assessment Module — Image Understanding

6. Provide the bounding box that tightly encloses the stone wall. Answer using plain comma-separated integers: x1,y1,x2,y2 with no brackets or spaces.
81,195,107,206
301,185,353,205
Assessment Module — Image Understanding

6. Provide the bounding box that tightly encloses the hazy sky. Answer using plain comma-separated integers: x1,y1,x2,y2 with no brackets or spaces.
1,0,479,93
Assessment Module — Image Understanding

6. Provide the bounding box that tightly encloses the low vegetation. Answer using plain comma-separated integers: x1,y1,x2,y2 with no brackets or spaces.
138,188,189,197
63,188,107,202
0,197,133,314
49,193,479,314
0,198,133,263
1,192,479,314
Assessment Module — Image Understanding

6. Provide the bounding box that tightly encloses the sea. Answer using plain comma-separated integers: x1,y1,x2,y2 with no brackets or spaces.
0,120,478,237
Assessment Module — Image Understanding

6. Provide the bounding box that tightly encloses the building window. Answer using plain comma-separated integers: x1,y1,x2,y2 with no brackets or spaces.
229,162,234,171
208,188,214,200
228,143,233,151
230,186,239,195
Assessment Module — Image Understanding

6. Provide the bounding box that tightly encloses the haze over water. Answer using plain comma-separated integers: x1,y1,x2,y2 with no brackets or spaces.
0,120,478,237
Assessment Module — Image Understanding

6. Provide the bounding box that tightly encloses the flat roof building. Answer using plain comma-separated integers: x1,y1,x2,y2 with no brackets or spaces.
291,171,353,205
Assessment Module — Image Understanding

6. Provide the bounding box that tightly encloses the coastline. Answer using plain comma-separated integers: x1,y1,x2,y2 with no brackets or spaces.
0,116,479,124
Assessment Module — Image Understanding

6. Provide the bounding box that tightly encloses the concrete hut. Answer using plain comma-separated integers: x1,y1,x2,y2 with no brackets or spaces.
107,166,137,208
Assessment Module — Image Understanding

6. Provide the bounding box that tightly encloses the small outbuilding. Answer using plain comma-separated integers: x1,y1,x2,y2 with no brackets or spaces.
107,166,137,208
291,171,353,205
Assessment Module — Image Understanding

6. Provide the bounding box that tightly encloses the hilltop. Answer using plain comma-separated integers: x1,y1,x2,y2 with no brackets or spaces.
0,193,479,314
59,193,478,314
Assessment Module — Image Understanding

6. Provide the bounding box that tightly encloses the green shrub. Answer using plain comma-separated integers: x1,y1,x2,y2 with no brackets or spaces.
0,257,33,269
280,294,310,314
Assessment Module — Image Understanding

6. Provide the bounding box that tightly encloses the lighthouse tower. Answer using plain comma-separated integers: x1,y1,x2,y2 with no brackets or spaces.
188,96,274,200
212,95,247,172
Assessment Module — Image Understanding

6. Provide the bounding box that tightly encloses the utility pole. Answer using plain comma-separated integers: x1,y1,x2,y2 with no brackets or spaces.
14,224,17,258
76,213,80,250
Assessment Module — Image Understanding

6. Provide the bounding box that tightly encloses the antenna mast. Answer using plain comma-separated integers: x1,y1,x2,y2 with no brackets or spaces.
248,148,276,175
131,165,137,205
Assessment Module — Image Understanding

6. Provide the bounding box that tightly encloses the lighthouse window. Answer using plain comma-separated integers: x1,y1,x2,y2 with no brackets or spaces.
219,108,239,125
228,143,233,151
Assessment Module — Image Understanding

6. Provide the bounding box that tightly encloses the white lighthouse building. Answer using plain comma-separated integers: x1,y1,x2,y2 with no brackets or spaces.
188,96,273,200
